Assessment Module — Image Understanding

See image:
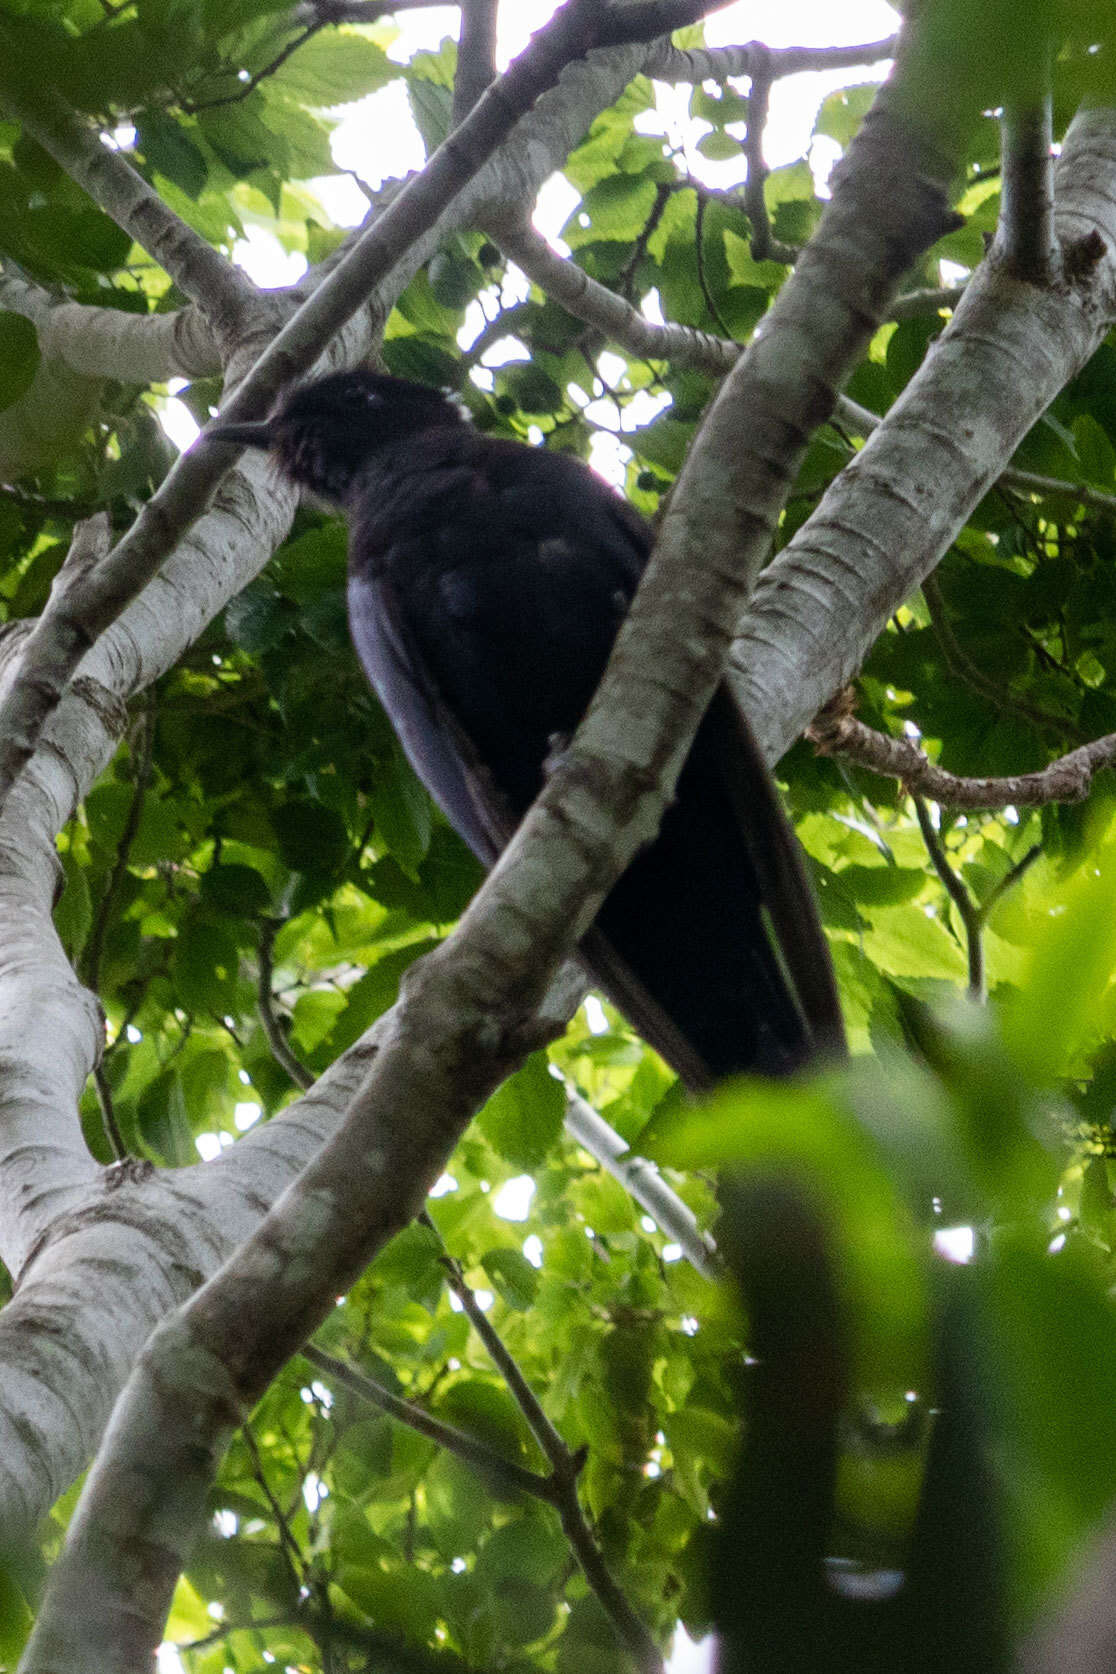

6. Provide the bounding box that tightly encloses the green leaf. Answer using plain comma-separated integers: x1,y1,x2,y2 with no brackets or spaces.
138,1069,197,1165
475,1053,564,1170
814,83,879,147
200,863,272,917
0,312,40,411
1003,835,1116,1080
273,798,349,874
481,1247,539,1311
272,30,393,105
368,747,433,877
54,845,92,961
173,921,241,1015
136,110,208,199
695,130,741,161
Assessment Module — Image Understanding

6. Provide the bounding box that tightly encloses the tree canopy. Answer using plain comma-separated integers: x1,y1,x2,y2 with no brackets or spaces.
1,2,1116,1671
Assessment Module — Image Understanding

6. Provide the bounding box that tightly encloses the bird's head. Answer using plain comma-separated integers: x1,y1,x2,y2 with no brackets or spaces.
208,369,465,502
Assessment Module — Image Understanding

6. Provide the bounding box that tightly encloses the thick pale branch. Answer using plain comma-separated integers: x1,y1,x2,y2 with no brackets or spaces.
642,34,897,83
0,272,221,384
733,105,1116,767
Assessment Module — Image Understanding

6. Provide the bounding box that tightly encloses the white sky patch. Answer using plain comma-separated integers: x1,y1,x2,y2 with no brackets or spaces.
934,1225,975,1264
156,1646,186,1674
669,1627,715,1674
523,1233,544,1268
331,80,427,189
195,1133,222,1161
450,1287,493,1311
234,1101,261,1131
492,1175,535,1221
302,1473,328,1513
584,995,610,1035
233,226,307,287
309,171,371,226
158,387,200,453
588,430,630,488
430,1172,458,1197
533,172,579,250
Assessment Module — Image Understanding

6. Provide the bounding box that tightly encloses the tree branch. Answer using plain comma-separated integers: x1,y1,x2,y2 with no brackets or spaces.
807,694,1116,809
0,57,254,328
301,1343,555,1500
424,1213,664,1671
0,270,221,384
643,33,897,82
257,921,315,1093
564,1088,719,1279
452,0,499,125
912,794,985,998
742,42,796,265
732,105,1116,766
995,53,1058,284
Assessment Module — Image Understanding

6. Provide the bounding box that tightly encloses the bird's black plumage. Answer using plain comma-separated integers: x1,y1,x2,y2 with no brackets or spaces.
212,369,842,1086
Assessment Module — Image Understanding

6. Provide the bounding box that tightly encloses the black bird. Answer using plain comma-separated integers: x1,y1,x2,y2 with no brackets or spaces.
211,369,842,1087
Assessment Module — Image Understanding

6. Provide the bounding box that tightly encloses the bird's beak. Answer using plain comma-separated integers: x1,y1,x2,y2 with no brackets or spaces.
207,419,277,448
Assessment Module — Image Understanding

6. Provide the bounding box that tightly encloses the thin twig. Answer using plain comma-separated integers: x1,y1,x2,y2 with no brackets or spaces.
912,795,985,999
257,920,315,1092
421,1212,664,1673
807,696,1116,809
183,20,325,112
301,1344,554,1499
743,43,796,265
979,843,1042,919
92,1063,129,1162
239,1423,306,1595
922,572,1076,737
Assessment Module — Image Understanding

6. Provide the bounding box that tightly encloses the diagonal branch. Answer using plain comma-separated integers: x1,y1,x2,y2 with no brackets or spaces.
301,1344,555,1501
732,105,1116,767
425,1215,664,1671
0,54,254,327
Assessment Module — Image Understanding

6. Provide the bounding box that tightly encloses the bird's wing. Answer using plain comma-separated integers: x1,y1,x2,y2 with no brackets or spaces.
700,683,844,1054
346,567,513,867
